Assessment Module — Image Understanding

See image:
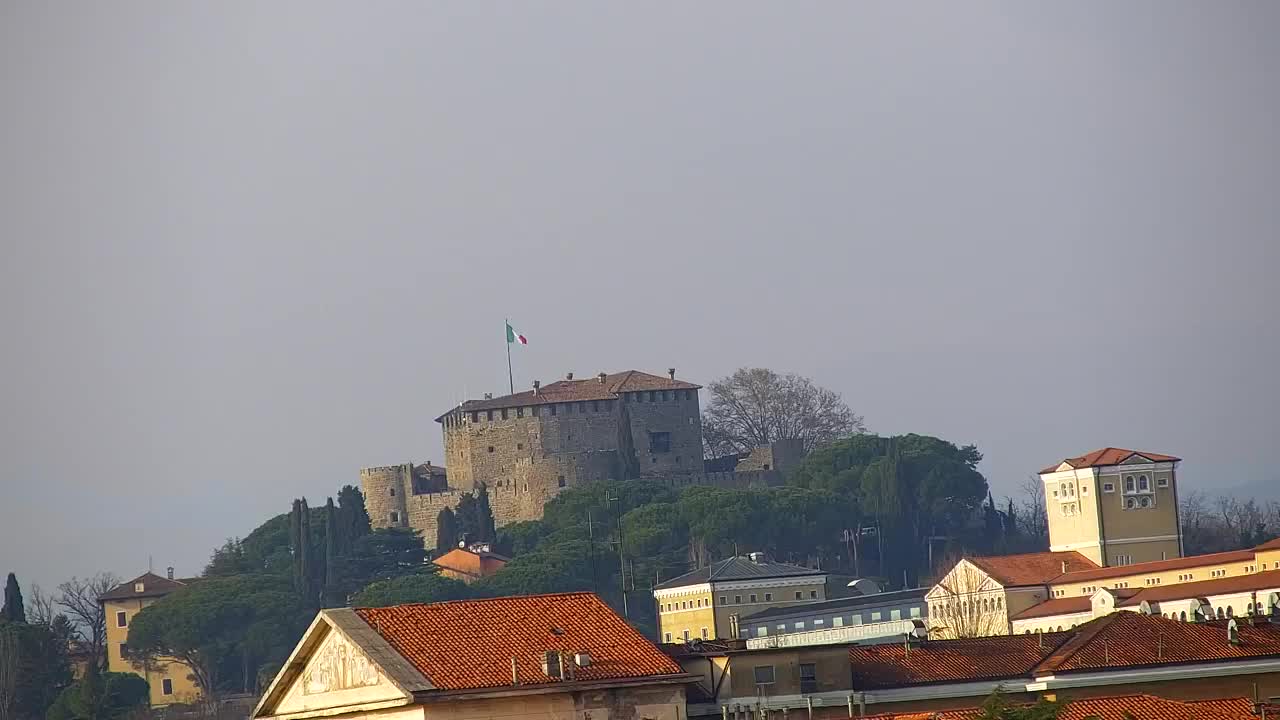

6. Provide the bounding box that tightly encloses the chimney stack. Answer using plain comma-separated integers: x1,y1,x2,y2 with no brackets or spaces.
484,392,493,400
1062,560,1068,574
166,567,174,580
566,372,574,381
533,380,541,396
668,367,676,380
598,372,607,384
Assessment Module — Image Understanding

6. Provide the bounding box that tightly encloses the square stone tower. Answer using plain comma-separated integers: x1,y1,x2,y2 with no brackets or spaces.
1038,448,1183,567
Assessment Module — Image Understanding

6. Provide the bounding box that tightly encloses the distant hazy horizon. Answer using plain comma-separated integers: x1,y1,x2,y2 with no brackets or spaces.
3,2,1277,596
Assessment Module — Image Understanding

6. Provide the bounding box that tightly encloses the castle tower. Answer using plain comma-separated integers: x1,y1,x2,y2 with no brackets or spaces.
1038,448,1183,567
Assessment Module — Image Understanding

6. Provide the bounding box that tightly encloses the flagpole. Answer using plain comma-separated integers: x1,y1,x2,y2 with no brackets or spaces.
506,320,514,395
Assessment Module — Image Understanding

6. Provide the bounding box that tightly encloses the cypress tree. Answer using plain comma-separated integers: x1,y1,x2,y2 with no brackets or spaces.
435,508,459,555
299,498,314,606
2,572,25,623
289,499,304,593
323,498,339,607
474,484,496,542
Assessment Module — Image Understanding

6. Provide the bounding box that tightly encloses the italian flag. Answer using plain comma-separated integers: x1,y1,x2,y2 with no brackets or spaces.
506,322,528,345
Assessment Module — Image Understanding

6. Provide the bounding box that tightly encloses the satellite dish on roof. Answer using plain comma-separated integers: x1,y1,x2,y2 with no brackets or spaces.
910,618,929,640
1138,600,1153,615
1228,618,1241,644
1192,598,1213,622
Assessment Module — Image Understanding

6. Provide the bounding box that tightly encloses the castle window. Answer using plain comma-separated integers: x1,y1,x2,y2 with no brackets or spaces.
389,487,395,496
389,511,399,523
558,476,566,488
471,411,478,422
501,409,508,420
487,410,493,421
517,443,523,450
488,446,495,453
649,432,672,453
516,407,524,418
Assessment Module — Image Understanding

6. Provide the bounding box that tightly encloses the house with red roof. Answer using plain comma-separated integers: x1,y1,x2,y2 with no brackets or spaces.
253,593,690,720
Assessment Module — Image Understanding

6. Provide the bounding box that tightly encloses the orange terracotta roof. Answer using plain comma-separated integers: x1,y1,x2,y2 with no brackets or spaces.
355,593,684,691
432,547,509,579
849,632,1070,689
863,695,1261,720
1010,596,1093,621
1052,549,1255,585
1039,447,1181,474
437,371,700,420
966,551,1099,587
1256,537,1280,551
1034,612,1280,675
1114,568,1280,607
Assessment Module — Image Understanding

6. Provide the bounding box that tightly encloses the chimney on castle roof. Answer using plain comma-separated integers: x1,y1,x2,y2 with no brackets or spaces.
533,380,541,396
484,392,493,400
668,367,676,380
597,372,607,384
566,372,574,381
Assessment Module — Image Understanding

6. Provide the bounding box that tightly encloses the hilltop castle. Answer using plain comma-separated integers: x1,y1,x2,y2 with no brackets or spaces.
361,369,803,547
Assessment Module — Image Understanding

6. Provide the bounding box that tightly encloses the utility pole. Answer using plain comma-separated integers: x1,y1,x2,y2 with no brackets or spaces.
606,491,628,618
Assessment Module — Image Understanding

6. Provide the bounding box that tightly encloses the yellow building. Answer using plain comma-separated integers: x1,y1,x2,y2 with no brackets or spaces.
1038,447,1183,566
653,554,827,643
253,593,688,720
99,572,202,707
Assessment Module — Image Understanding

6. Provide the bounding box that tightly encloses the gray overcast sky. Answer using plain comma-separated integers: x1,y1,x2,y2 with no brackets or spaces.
3,2,1278,595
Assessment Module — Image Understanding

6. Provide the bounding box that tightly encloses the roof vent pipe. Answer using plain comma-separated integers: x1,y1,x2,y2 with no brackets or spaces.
533,380,541,396
598,372,607,384
669,368,676,380
566,372,574,381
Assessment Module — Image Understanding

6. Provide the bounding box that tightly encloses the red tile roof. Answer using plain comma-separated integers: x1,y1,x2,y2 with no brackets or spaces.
1039,447,1181,474
849,632,1070,689
850,613,1280,689
863,695,1261,720
1256,537,1280,552
355,593,684,691
1052,549,1255,585
1010,596,1093,621
965,551,1099,587
432,547,509,580
437,371,700,420
1114,568,1280,607
1034,612,1280,674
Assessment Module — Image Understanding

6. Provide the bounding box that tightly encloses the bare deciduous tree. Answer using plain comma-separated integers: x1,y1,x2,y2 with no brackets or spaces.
57,572,120,670
1017,476,1048,548
25,585,57,626
701,367,865,457
927,561,1009,639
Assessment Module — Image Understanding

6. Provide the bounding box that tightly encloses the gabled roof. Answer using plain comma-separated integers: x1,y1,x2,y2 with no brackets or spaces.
861,695,1261,720
1009,596,1093,621
654,556,825,591
1039,447,1180,474
849,632,1069,689
1052,549,1255,585
964,551,1098,587
354,592,684,691
1114,568,1280,607
437,370,700,420
849,613,1280,690
98,572,189,602
1033,612,1280,675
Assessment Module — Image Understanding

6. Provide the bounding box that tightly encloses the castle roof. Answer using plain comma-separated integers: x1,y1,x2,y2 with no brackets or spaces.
1039,447,1180,474
654,556,825,590
435,370,700,421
